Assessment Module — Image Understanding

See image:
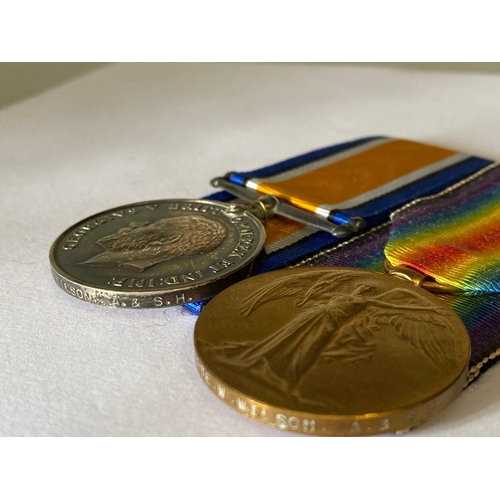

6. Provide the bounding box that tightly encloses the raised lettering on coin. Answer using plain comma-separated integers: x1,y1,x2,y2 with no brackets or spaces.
50,199,265,308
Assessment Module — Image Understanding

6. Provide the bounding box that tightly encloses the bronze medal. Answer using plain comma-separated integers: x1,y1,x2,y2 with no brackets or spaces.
50,199,265,308
194,267,470,436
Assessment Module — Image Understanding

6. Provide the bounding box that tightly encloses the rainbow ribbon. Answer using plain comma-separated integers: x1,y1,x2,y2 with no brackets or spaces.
305,222,500,379
385,162,500,293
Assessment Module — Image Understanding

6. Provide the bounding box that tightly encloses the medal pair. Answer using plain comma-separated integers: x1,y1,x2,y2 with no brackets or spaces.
49,136,499,435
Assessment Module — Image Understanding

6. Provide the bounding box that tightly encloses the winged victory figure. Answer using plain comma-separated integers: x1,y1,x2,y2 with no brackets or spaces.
200,269,457,398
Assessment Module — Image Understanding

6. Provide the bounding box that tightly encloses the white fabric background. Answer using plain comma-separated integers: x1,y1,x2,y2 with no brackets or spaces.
1,62,499,436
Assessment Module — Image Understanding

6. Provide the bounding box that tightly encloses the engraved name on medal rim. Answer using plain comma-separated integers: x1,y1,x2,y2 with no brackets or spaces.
49,199,266,308
194,266,471,436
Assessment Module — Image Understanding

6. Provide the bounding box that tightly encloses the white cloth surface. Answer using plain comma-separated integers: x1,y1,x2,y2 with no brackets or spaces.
1,62,500,436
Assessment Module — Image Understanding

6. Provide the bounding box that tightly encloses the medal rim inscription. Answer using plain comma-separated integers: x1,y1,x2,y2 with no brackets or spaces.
49,199,266,308
194,266,470,436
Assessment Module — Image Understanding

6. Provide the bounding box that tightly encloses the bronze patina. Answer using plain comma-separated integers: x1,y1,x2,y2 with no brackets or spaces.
194,267,470,436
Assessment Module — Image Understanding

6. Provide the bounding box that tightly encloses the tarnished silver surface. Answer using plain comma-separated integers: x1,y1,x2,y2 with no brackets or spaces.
50,199,266,308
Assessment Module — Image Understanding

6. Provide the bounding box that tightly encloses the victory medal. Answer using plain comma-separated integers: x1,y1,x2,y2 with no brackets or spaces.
195,161,500,436
194,267,470,436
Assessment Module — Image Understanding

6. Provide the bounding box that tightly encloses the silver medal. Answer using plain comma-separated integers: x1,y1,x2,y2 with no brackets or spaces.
50,199,266,308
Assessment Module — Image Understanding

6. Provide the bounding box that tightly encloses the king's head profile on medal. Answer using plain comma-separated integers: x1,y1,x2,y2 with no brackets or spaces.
49,199,266,308
80,215,227,272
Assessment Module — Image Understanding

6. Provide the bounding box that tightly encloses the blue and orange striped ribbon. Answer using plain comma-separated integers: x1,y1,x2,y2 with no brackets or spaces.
186,136,493,314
